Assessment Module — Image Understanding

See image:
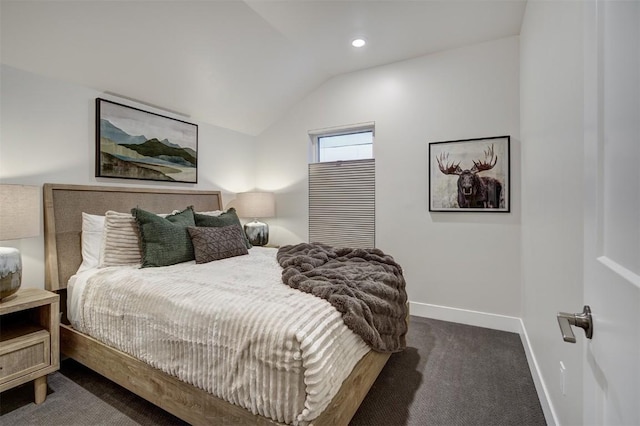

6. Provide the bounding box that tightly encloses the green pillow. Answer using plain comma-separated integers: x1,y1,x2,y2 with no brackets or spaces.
193,207,252,249
132,207,196,267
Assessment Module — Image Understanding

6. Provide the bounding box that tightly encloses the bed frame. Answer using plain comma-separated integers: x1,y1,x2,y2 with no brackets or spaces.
43,183,390,425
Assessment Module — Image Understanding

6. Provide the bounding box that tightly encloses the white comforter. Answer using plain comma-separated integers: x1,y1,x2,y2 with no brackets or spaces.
68,247,370,424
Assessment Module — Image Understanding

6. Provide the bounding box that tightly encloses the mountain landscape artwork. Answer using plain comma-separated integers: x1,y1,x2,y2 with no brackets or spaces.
96,98,198,183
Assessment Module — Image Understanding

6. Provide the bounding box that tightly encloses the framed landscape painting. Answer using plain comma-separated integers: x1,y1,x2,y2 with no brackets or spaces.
96,98,198,183
429,135,510,213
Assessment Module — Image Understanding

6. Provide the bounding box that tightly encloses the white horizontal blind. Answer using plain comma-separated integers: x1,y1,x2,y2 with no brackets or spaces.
309,158,375,248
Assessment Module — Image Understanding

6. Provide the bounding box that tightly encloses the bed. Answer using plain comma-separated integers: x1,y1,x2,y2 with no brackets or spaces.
43,183,401,425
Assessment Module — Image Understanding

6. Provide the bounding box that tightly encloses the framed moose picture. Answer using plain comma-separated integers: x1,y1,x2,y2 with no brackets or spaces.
428,135,510,212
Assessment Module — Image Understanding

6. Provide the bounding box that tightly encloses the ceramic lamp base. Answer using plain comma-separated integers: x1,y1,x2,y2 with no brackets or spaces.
244,220,269,246
0,247,22,300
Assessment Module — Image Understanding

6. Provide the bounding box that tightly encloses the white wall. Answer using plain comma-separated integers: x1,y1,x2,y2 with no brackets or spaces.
0,65,257,290
255,37,522,318
520,2,585,425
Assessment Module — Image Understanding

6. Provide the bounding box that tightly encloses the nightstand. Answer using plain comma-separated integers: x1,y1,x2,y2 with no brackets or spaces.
0,288,60,404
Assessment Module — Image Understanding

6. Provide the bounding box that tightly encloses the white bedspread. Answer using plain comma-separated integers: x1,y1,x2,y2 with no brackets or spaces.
68,247,369,424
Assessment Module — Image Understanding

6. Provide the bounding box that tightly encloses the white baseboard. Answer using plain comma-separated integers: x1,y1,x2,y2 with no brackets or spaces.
518,319,558,426
409,301,556,426
409,301,521,333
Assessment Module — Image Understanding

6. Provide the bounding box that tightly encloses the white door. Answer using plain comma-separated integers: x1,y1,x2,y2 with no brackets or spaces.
583,1,640,425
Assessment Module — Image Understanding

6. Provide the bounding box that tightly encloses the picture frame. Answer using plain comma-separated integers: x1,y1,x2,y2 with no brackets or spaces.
96,98,198,183
429,135,510,212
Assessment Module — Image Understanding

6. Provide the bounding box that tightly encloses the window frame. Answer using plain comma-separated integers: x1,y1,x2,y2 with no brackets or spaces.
308,122,375,163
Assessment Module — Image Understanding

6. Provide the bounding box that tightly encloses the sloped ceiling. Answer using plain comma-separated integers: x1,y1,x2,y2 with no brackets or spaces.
0,0,526,135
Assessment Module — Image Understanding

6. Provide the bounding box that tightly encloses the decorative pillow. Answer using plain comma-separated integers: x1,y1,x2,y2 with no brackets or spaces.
188,225,248,263
78,213,105,273
100,211,142,267
194,207,252,249
132,207,196,268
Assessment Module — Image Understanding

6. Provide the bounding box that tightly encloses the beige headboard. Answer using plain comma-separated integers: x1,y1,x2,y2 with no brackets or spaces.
43,183,223,291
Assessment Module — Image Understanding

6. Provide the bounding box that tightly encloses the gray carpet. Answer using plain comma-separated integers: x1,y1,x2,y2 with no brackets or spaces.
0,317,546,425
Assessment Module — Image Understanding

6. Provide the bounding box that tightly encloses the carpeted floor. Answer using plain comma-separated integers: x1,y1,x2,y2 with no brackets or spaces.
0,317,546,425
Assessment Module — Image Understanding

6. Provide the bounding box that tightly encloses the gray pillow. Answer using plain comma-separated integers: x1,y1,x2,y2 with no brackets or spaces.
193,207,252,249
188,225,248,263
132,207,196,268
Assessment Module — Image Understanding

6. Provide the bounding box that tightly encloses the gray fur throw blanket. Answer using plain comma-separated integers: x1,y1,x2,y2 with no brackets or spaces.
277,243,408,353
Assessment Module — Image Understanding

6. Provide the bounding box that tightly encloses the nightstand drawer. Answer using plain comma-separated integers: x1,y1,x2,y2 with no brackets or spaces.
0,329,50,383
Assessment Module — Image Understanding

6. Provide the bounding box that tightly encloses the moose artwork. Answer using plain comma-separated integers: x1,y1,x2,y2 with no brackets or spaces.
429,136,510,212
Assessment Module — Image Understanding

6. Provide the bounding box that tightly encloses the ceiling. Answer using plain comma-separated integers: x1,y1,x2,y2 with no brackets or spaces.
1,0,526,136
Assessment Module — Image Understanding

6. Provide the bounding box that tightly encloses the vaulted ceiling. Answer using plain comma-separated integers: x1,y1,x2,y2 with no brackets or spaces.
1,0,526,135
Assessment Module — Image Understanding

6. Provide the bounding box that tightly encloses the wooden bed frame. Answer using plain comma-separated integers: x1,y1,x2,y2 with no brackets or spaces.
43,183,390,425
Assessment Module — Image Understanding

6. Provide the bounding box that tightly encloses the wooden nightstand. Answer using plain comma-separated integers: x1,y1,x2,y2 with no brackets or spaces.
0,288,60,404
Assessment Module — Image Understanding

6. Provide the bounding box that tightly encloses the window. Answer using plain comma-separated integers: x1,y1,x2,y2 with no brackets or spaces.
317,131,373,162
310,123,374,163
308,123,375,248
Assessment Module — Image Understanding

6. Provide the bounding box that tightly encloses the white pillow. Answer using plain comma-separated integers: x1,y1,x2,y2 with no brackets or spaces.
199,210,224,216
99,211,142,267
98,210,172,268
77,213,105,273
172,209,224,216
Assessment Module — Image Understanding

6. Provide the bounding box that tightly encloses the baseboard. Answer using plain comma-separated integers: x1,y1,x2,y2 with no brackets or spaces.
409,301,556,426
409,301,521,333
517,319,558,426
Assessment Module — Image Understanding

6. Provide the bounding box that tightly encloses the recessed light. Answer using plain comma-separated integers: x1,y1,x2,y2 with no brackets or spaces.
351,38,366,48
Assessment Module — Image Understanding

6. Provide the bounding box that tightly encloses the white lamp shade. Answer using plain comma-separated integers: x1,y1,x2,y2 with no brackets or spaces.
236,192,275,218
0,184,40,241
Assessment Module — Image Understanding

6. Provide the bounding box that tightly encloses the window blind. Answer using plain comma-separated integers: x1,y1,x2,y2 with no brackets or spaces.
308,158,375,248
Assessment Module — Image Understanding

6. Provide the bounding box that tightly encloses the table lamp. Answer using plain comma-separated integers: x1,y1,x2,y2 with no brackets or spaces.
236,191,275,246
0,184,40,300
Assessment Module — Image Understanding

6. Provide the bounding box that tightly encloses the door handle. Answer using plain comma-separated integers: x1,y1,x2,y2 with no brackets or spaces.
557,305,593,343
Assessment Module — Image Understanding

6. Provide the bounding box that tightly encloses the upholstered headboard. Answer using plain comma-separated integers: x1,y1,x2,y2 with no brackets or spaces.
43,183,223,291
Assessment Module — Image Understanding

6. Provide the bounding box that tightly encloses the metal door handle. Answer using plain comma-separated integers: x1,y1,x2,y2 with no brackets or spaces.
557,305,593,343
